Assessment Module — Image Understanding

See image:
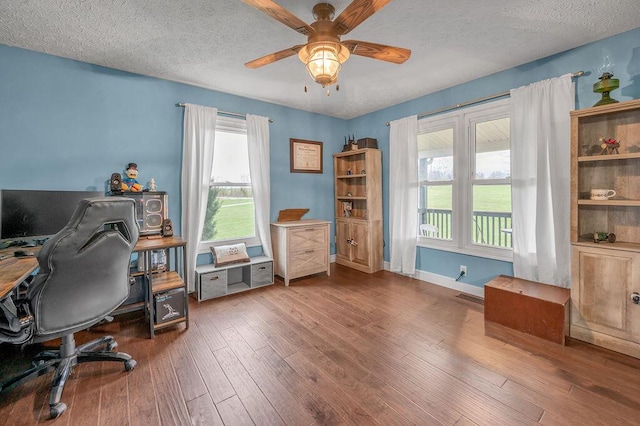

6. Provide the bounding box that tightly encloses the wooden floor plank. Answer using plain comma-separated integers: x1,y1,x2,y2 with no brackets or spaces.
4,264,640,425
183,322,236,404
257,345,345,425
220,326,316,425
284,350,380,425
66,359,103,425
166,331,208,403
239,308,298,358
213,346,284,425
215,395,254,426
147,332,191,426
185,394,224,426
98,367,129,426
297,345,416,425
502,379,635,425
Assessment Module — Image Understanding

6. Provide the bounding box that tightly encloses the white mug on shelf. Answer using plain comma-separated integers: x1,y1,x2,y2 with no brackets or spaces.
590,188,616,200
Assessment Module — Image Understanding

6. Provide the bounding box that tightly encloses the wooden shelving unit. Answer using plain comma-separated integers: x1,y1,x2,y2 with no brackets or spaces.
333,148,383,273
570,99,640,358
133,236,189,338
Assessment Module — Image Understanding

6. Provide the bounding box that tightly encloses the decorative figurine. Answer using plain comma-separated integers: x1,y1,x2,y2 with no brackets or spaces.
342,136,350,152
593,232,616,243
348,134,358,151
599,137,620,155
149,178,157,192
342,202,352,217
346,168,352,175
593,71,620,107
121,162,143,192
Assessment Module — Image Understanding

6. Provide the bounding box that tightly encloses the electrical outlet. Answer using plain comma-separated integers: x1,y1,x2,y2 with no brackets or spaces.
460,265,467,275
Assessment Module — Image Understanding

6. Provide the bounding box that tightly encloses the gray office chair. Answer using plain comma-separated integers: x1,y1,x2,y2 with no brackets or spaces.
0,197,140,418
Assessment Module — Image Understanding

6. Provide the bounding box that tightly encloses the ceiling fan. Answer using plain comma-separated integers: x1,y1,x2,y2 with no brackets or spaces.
242,0,411,88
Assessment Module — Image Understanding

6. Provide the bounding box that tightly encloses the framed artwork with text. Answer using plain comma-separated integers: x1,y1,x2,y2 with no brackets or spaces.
290,138,323,173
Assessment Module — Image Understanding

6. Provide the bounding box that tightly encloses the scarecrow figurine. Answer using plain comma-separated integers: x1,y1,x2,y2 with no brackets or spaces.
122,162,143,192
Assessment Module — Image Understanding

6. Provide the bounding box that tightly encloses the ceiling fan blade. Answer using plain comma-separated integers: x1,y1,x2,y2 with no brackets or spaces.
332,0,392,35
242,0,314,36
342,40,411,64
245,45,304,68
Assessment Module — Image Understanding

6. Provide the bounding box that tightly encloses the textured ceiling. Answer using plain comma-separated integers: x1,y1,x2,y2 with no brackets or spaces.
1,0,640,119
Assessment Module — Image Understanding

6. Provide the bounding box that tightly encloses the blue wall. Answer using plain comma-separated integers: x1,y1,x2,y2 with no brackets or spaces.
0,44,347,257
1,26,639,287
347,27,640,287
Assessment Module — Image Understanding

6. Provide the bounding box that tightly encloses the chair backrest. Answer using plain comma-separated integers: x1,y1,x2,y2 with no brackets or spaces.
27,197,139,341
419,223,439,237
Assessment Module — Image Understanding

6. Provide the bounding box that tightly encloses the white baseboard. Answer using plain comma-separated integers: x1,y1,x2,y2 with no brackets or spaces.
383,262,484,298
330,254,336,263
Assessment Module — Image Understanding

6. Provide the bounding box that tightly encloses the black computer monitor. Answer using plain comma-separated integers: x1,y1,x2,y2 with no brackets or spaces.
0,189,104,240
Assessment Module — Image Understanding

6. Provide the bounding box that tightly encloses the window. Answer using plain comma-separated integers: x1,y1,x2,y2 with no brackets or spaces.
200,117,258,250
417,99,512,260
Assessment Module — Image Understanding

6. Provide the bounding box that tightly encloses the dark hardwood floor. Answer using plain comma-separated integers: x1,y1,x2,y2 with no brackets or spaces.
2,264,640,425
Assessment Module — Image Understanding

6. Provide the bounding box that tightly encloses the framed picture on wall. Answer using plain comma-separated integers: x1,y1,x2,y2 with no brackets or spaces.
290,138,323,173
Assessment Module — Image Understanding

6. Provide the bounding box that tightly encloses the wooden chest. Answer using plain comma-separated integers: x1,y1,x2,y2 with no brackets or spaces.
484,275,570,345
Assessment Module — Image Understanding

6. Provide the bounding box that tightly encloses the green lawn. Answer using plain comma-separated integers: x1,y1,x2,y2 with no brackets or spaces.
427,185,511,212
425,185,512,247
210,187,512,246
213,197,255,240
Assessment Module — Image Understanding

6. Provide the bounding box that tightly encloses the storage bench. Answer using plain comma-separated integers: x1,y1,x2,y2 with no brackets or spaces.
484,275,570,345
195,256,273,301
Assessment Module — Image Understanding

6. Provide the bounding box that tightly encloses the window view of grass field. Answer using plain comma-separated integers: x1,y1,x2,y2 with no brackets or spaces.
419,114,512,249
202,187,255,242
202,127,256,243
423,185,512,247
212,196,255,241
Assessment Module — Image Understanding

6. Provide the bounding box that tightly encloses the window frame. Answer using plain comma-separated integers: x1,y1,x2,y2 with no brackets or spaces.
417,98,513,262
198,116,260,254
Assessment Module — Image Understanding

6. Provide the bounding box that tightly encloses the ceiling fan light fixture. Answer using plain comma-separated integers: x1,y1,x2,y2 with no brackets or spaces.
298,42,350,86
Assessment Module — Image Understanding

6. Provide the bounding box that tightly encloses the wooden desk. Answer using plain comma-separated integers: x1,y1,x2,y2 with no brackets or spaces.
0,256,38,300
0,237,189,339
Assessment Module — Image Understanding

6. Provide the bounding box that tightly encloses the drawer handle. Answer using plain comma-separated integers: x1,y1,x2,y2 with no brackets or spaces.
258,266,266,271
304,228,316,232
208,276,219,281
305,250,315,254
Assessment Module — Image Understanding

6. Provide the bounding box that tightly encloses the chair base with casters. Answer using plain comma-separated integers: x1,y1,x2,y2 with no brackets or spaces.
0,333,137,419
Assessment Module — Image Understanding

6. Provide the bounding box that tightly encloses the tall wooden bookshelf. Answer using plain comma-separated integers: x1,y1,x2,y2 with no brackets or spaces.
570,99,640,358
333,148,383,273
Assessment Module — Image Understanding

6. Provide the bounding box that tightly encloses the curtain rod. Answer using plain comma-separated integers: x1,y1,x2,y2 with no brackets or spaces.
385,71,585,126
176,103,274,123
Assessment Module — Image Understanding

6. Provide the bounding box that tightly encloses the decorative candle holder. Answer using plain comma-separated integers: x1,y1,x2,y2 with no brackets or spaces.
593,72,620,107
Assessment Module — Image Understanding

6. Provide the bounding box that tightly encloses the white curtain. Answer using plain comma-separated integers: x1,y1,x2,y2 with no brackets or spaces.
510,74,573,288
181,104,217,292
389,115,419,275
246,114,272,258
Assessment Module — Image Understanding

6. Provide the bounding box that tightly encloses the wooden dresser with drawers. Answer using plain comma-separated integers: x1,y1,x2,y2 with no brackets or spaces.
270,220,331,286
